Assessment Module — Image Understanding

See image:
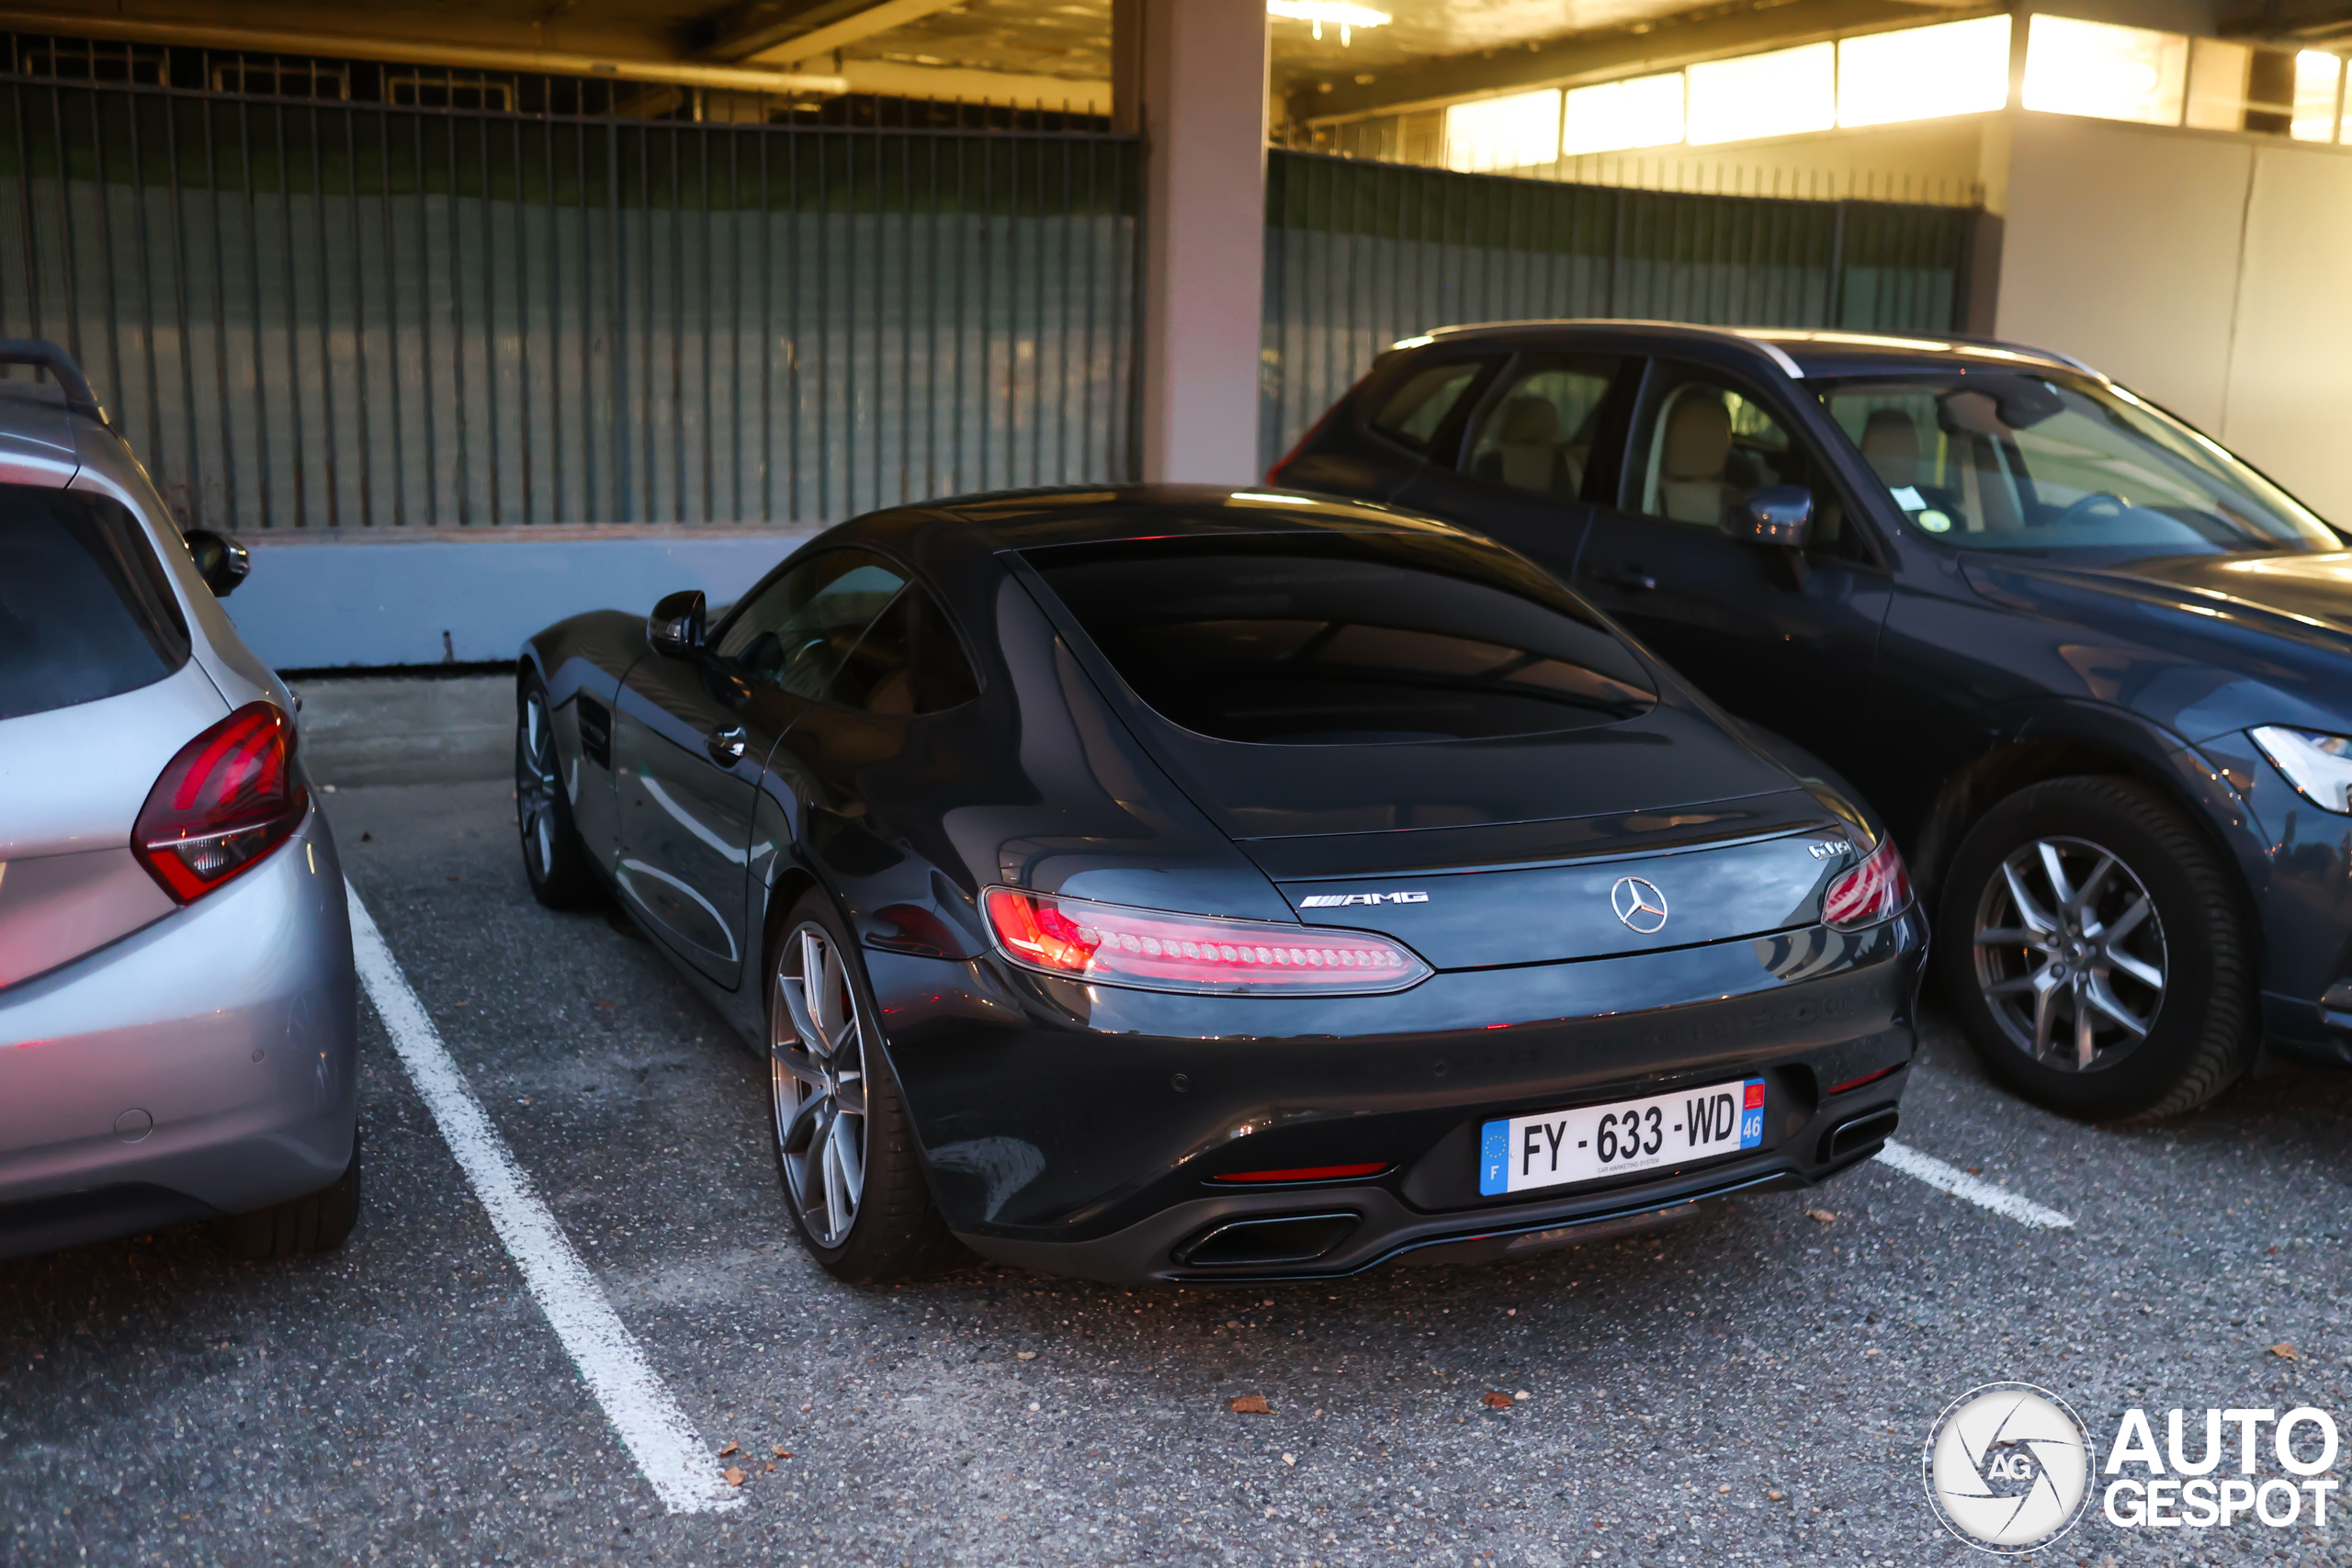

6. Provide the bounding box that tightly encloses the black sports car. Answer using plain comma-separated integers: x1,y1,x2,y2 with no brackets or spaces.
1272,321,2352,1121
516,487,1925,1283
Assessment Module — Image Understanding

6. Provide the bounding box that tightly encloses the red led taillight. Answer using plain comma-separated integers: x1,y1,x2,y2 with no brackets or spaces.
132,702,307,904
1213,1163,1390,1184
982,887,1430,997
1822,840,1913,931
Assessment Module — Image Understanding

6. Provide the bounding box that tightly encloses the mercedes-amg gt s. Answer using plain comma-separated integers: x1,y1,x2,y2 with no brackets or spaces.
515,487,1924,1283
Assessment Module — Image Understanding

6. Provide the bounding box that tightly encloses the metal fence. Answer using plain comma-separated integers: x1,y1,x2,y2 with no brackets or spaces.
0,55,1141,530
1260,150,1981,466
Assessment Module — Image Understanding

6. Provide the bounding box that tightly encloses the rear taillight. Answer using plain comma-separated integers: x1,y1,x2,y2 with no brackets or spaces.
982,887,1430,996
132,702,307,904
1822,840,1912,931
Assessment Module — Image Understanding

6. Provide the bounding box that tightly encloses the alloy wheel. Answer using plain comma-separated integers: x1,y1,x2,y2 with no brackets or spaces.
771,922,868,1248
517,691,561,882
1972,835,2166,1071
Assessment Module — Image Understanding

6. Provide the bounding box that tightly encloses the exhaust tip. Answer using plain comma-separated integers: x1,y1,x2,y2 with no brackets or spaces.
1173,1213,1359,1269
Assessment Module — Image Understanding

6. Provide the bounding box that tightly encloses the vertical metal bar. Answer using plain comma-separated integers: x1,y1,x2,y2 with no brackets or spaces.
951,129,967,493
344,104,373,526
608,120,633,522
817,123,832,516
581,118,601,520
639,123,656,521
1827,199,1847,329
237,95,276,527
311,100,341,527
873,101,887,504
758,117,773,521
926,128,942,497
276,102,310,526
539,113,560,524
47,85,81,365
447,107,475,524
786,124,802,520
154,90,201,522
978,128,991,492
512,112,535,523
379,102,408,525
901,119,917,503
699,122,715,521
728,119,742,522
412,110,438,526
670,125,686,523
472,109,499,525
1078,134,1095,487
13,85,43,343
86,86,129,488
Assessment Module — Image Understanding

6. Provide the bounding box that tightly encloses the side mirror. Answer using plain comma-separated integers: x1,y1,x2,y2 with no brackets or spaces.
184,528,250,598
1730,486,1814,550
647,589,707,659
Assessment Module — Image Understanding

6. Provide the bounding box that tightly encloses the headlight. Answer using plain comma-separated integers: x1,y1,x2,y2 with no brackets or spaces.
2249,726,2352,813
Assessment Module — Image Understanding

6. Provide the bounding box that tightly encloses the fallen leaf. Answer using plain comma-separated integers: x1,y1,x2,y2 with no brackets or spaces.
773,1446,788,1458
1282,1453,1296,1466
1805,1209,1837,1224
1483,1391,1514,1410
2271,1342,2298,1360
724,1467,745,1487
1016,1350,1037,1361
1965,1168,1981,1176
764,1462,775,1472
1229,1394,1272,1415
1767,1490,1784,1502
718,1441,738,1457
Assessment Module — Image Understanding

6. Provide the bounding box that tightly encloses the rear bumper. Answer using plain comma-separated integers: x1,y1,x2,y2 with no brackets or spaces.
0,806,357,1258
875,908,1925,1282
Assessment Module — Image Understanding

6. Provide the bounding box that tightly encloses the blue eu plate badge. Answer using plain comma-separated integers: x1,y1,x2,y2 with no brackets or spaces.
1478,1077,1768,1197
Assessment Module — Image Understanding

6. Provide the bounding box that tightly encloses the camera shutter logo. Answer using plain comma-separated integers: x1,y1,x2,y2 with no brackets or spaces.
1924,1383,2093,1553
1610,876,1668,933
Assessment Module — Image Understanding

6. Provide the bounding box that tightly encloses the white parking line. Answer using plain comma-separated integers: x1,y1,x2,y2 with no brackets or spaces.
345,885,740,1516
1875,1138,2075,1231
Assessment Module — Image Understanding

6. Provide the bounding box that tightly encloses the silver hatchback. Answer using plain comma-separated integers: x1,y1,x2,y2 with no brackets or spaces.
0,341,359,1260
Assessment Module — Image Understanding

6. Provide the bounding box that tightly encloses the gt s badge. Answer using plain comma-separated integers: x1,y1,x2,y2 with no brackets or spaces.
1299,891,1430,908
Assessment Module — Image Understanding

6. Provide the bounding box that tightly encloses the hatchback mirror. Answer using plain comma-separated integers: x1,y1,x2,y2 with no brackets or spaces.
184,528,250,598
1730,486,1814,550
648,589,707,659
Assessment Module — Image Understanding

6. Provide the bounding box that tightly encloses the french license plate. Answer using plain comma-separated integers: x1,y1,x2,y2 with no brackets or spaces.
1478,1077,1766,1197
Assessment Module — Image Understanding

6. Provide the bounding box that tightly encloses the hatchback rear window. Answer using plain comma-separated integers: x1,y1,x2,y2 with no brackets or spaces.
1029,531,1656,744
0,485,189,721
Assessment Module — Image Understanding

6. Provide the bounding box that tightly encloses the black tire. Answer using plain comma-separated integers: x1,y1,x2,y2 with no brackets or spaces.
765,891,961,1283
1938,775,2252,1121
516,674,603,909
213,1131,363,1259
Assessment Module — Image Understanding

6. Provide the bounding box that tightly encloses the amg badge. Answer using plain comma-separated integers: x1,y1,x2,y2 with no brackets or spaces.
1298,891,1430,908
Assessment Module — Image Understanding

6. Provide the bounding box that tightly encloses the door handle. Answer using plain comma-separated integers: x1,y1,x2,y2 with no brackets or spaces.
705,725,749,766
1609,566,1657,592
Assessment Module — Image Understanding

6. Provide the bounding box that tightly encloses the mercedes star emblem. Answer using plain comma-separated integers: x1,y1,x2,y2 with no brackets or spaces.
1611,875,1669,934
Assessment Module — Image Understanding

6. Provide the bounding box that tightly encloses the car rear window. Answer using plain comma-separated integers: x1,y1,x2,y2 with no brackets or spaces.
1028,530,1656,744
0,485,190,721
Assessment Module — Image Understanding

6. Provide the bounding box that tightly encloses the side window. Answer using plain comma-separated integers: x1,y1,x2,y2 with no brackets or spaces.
829,585,981,716
1366,359,1487,451
714,548,907,698
1626,366,1860,560
1460,355,1623,502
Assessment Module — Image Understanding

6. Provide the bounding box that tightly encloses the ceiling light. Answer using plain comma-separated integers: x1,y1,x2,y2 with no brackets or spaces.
1838,16,2011,129
1268,2,1391,46
2023,15,2189,126
1686,41,1836,145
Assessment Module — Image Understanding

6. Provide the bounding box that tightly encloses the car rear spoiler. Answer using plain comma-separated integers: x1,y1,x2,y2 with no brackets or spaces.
0,338,111,428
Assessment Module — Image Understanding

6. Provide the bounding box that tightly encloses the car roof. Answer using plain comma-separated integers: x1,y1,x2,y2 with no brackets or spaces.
0,380,81,476
1411,319,2097,382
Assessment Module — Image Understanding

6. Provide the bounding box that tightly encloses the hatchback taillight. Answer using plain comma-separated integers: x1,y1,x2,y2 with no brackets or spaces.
1822,840,1913,931
132,702,307,904
983,887,1430,996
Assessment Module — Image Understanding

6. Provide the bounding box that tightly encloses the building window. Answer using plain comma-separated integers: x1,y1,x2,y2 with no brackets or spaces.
1837,15,2011,130
2022,15,2189,127
1685,42,1836,146
1560,72,1685,155
1443,88,1562,172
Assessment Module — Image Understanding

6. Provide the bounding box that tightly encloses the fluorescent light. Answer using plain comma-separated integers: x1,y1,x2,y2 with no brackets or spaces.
1561,72,1685,155
1686,42,1836,145
1266,1,1391,42
1838,16,2011,129
1444,88,1563,172
2023,15,2188,127
2293,50,2341,141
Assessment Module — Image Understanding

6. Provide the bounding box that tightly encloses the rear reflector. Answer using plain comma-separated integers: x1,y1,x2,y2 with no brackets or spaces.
1213,1163,1390,1184
1821,840,1913,931
132,702,307,904
982,886,1430,996
1825,1063,1902,1096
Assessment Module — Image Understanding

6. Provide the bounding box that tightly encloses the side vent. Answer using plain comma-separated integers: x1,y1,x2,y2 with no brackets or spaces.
577,694,612,770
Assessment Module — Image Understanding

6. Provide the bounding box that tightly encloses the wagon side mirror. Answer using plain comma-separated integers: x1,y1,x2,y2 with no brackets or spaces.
648,589,707,659
1729,486,1814,550
184,528,250,598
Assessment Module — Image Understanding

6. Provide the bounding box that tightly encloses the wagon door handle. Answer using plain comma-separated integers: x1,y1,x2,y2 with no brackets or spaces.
705,725,749,766
1608,565,1657,592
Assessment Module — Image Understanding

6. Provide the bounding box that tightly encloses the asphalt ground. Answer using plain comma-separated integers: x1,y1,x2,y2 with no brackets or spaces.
8,679,2352,1567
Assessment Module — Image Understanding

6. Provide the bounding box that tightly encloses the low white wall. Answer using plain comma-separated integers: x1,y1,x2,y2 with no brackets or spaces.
219,525,821,671
1996,112,2352,526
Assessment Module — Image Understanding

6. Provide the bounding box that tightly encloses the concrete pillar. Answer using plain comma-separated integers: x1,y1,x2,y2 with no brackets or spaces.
1134,0,1269,485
